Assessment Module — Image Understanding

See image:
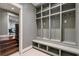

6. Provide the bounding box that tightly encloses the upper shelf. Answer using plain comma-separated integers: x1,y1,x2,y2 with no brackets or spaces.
36,5,41,13
51,6,60,14
62,3,75,11
42,3,49,11
42,10,49,16
36,13,41,18
51,3,60,9
51,3,60,7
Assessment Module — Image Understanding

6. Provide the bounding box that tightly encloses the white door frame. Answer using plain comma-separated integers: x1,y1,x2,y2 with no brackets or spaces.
11,3,23,55
19,4,23,55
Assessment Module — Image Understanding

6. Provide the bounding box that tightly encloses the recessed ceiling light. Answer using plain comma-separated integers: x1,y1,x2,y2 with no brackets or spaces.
11,7,14,10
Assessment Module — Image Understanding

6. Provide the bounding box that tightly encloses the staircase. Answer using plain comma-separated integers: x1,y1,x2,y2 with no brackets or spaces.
0,39,19,56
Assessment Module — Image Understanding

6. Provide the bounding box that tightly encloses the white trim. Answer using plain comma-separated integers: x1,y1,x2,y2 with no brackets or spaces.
42,15,49,18
60,3,62,41
42,8,49,13
7,12,10,35
22,45,32,53
19,6,23,55
41,4,43,38
36,12,41,14
49,3,51,39
51,4,60,9
10,3,23,55
36,17,41,19
51,12,60,16
62,8,75,13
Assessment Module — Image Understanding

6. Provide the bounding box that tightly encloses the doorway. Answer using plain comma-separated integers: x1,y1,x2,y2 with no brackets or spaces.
0,3,22,56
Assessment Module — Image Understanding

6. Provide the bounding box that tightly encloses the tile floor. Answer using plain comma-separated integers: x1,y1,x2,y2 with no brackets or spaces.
10,48,49,56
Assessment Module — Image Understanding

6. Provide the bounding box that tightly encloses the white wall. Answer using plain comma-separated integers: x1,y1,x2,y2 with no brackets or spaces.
0,9,8,35
21,3,37,49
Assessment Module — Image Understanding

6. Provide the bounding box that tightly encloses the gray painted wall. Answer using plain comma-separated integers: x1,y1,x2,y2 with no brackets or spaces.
0,11,2,34
21,3,37,49
0,9,8,35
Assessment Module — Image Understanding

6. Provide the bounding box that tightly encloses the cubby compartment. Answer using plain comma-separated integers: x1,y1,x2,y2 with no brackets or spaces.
36,13,41,18
42,17,49,39
39,44,47,50
62,10,76,43
62,3,75,11
51,6,60,14
51,3,60,7
36,6,41,13
50,14,60,41
61,50,78,56
48,46,59,55
42,3,49,11
36,19,41,37
42,10,49,16
33,42,38,47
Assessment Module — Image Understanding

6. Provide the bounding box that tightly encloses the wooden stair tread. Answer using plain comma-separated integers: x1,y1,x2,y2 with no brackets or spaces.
0,39,16,44
0,44,18,51
0,40,17,45
2,47,19,56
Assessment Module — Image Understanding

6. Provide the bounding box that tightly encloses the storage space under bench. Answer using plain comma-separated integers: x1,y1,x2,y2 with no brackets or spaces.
39,44,47,50
61,50,78,56
32,42,38,47
48,46,59,55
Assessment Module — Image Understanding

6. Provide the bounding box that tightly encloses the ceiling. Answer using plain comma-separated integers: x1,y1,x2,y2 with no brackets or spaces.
0,3,20,14
32,3,41,7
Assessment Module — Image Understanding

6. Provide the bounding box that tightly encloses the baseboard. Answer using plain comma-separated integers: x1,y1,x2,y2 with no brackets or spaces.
22,45,32,53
